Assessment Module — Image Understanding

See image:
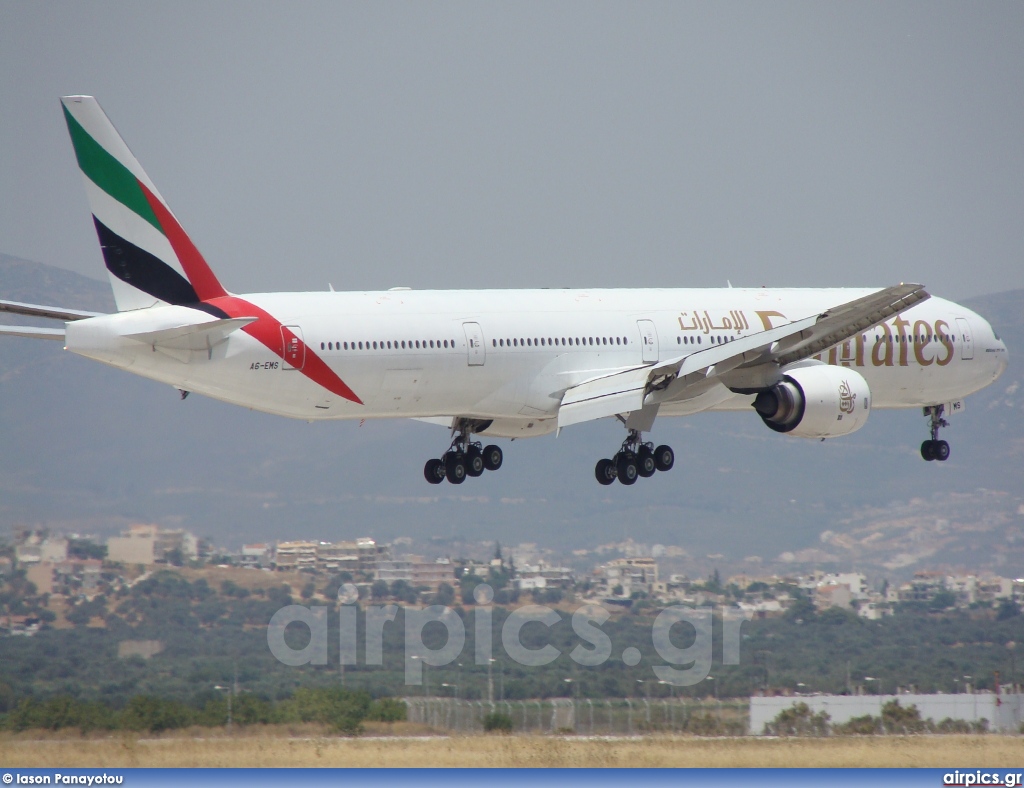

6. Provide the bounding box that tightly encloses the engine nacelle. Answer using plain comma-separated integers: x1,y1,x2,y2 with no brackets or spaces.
752,363,871,438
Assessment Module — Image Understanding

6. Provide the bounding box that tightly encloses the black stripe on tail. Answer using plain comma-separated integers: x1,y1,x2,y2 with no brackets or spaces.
93,216,199,305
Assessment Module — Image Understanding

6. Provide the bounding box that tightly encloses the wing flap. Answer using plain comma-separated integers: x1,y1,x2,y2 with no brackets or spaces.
557,366,651,429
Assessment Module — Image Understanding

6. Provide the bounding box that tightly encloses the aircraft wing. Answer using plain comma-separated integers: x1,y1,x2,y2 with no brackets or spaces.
0,325,66,341
556,283,929,430
0,299,104,321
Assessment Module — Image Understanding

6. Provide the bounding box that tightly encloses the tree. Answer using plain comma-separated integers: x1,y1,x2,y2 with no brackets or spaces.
371,580,390,600
929,590,957,611
763,702,830,736
997,599,1020,621
785,594,816,623
881,700,927,734
432,582,455,607
68,539,107,561
390,580,417,604
459,573,484,606
483,711,513,733
300,581,316,601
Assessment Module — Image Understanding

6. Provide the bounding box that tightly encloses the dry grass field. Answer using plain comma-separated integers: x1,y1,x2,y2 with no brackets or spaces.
1,727,1023,768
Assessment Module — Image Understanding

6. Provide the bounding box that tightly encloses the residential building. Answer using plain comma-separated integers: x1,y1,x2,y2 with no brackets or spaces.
107,525,159,565
814,584,852,610
516,562,574,591
107,525,197,565
240,544,272,569
594,557,659,597
274,541,318,571
15,533,67,565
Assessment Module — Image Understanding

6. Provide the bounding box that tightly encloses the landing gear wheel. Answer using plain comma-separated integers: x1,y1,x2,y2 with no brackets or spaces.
482,444,503,471
444,453,467,484
616,452,638,485
654,445,674,472
637,446,656,478
922,405,951,464
424,458,445,484
465,445,485,477
595,458,616,486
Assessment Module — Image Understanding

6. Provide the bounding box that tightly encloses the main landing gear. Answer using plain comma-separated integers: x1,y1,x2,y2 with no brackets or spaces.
920,404,951,462
424,422,503,485
595,429,674,486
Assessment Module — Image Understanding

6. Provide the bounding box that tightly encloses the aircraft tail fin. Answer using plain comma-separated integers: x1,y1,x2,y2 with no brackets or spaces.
60,96,228,312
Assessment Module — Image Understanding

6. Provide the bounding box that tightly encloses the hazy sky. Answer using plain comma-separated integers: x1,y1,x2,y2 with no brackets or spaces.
2,3,1023,301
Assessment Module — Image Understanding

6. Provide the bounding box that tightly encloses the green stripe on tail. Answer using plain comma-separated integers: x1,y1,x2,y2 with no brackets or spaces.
62,104,162,233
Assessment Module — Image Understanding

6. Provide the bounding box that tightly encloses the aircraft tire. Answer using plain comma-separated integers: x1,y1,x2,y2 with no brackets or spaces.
616,452,638,485
465,446,485,477
482,445,503,471
424,458,445,484
637,446,656,477
595,458,616,486
934,440,950,462
654,445,675,472
920,440,936,461
445,453,467,484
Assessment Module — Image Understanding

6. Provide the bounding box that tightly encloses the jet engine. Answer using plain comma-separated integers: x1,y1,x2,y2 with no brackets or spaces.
752,363,871,439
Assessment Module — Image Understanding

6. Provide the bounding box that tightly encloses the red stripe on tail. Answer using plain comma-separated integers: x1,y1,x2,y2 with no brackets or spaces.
139,181,228,301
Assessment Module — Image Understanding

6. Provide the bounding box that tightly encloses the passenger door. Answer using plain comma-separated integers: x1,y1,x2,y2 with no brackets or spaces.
637,320,658,363
955,317,974,360
280,325,305,370
463,322,485,366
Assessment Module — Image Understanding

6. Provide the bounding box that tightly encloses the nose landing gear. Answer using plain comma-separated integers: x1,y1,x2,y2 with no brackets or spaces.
424,420,503,484
920,404,951,462
595,429,674,486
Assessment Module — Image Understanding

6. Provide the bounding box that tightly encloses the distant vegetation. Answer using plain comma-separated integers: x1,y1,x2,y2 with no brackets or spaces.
1,686,406,735
1,567,1022,729
764,699,991,736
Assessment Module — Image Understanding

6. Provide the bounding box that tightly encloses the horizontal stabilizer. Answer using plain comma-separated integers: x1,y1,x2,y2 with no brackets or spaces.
0,325,66,341
0,299,104,321
125,317,256,361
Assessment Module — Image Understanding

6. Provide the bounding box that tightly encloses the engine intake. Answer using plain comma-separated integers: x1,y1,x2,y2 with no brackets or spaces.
753,363,871,438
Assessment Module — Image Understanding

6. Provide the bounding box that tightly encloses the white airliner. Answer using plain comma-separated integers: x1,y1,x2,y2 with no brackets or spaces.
0,97,1010,485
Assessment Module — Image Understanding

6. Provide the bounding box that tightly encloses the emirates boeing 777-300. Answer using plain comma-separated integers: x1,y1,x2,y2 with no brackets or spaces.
0,97,1010,485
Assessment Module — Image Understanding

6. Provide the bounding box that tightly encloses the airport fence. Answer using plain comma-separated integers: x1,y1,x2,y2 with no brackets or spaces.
403,697,749,735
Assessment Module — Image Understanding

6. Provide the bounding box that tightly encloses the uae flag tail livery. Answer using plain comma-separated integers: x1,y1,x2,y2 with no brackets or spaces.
59,96,360,404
